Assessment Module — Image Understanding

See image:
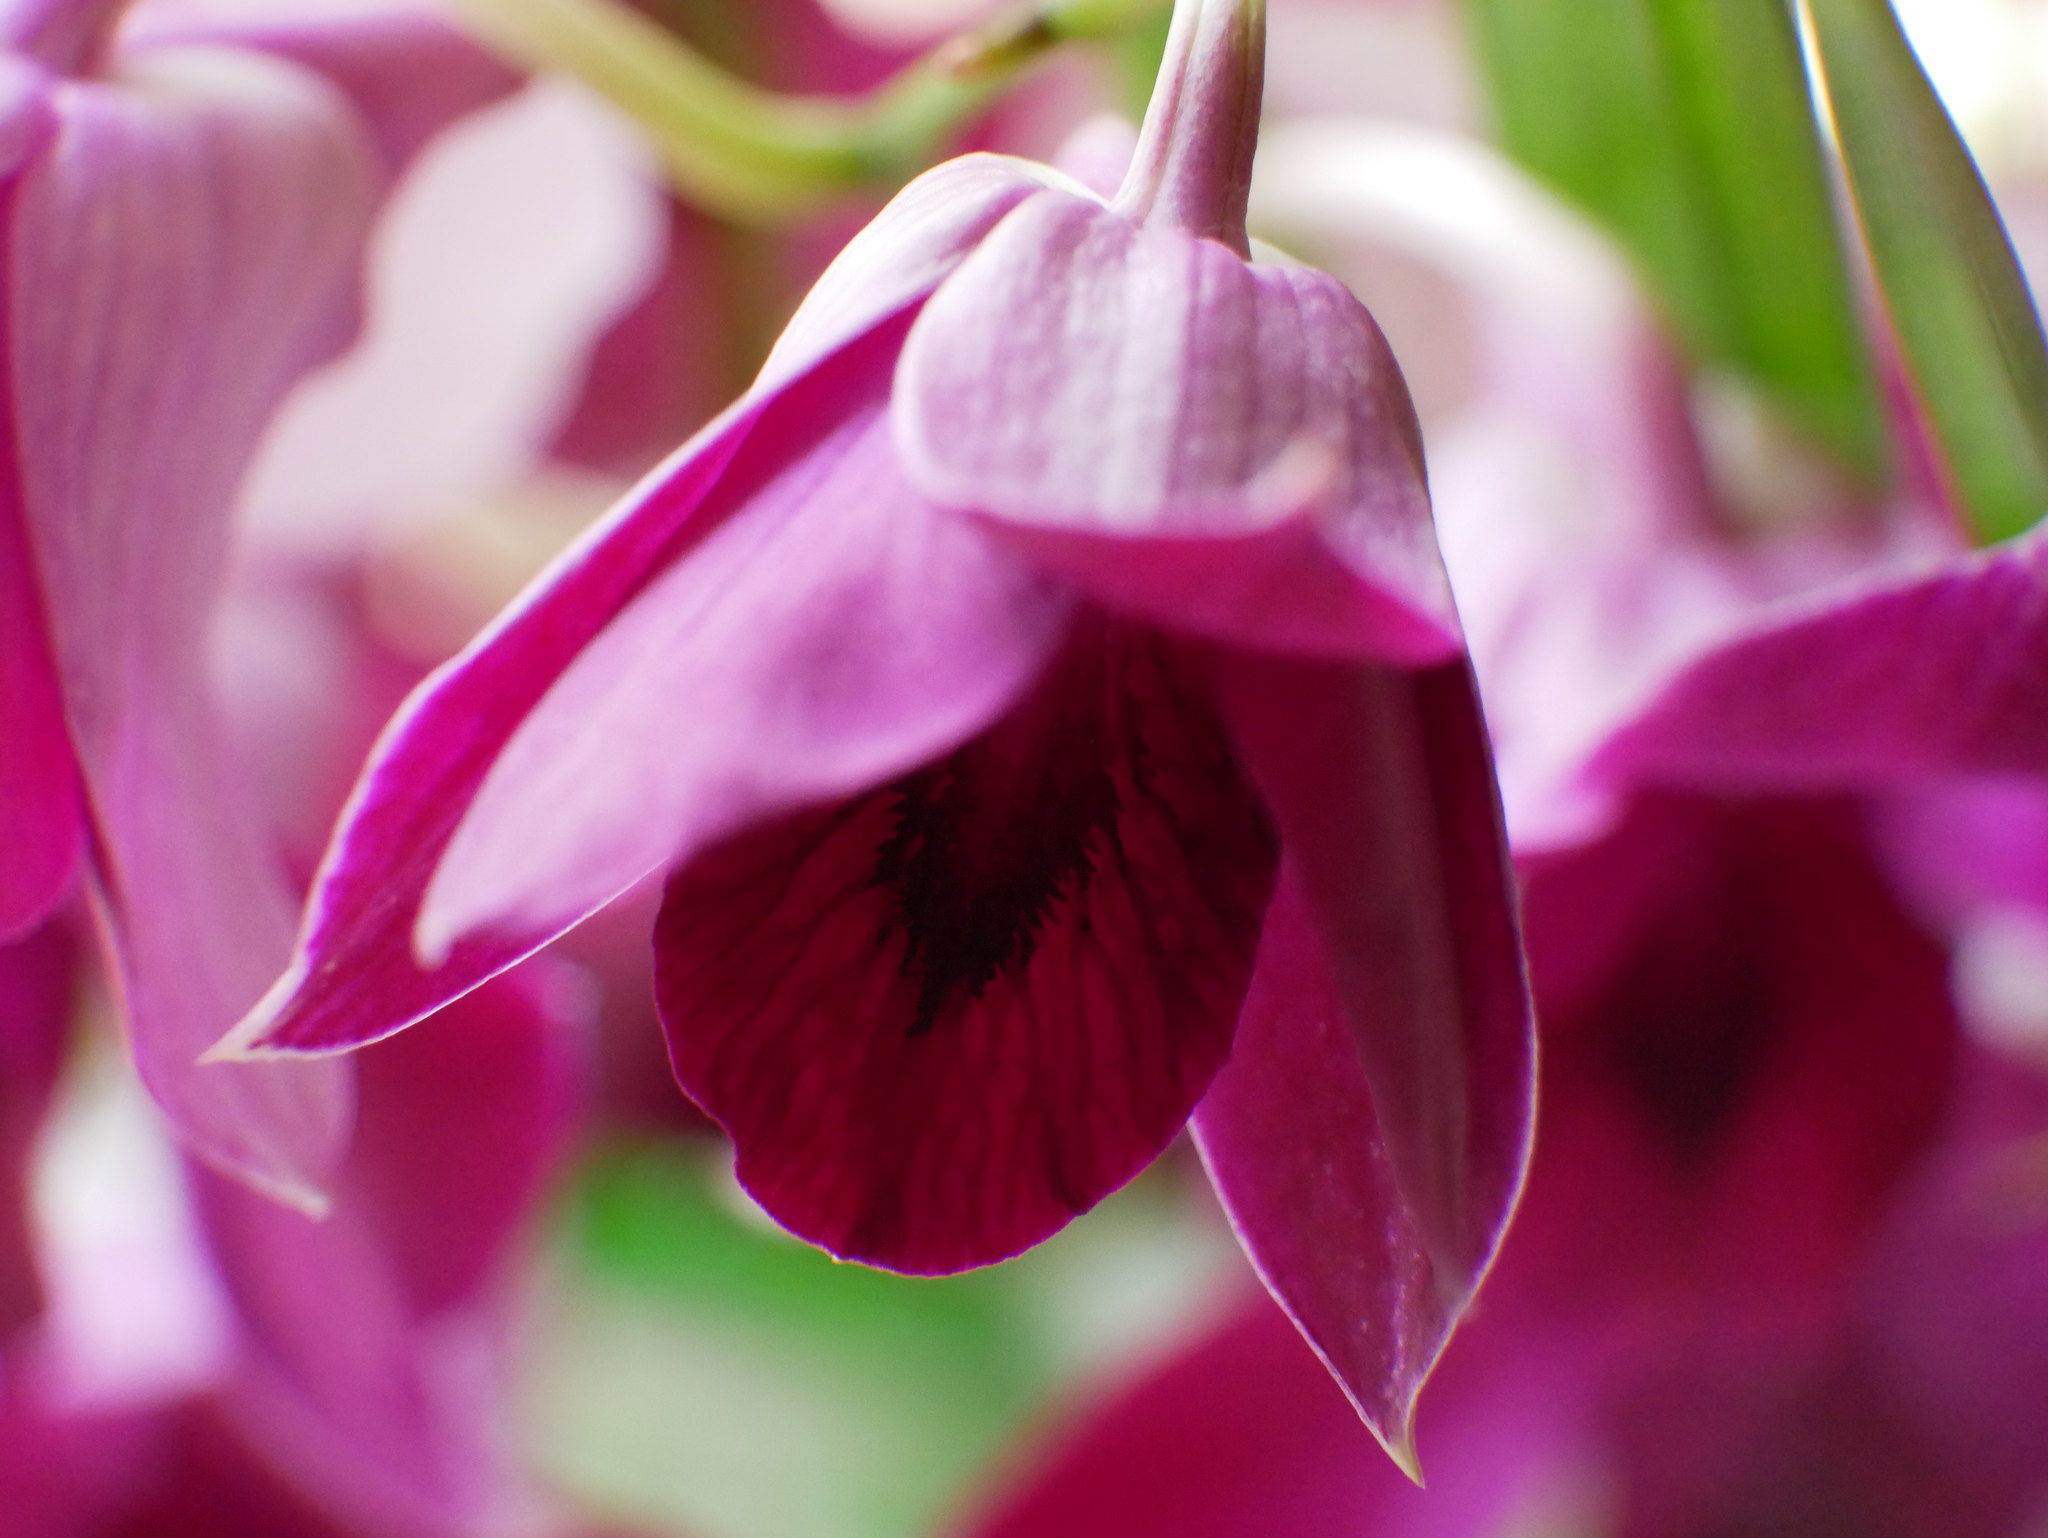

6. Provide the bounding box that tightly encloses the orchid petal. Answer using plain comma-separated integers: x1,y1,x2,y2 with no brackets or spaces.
10,49,405,1202
0,482,80,939
2,0,122,72
1587,527,2048,794
1192,656,1532,1462
228,160,1064,1058
954,1295,1590,1538
127,4,522,177
0,920,71,1342
193,966,583,1533
895,189,1458,661
417,338,1071,969
0,59,74,940
653,620,1279,1273
1519,796,1957,1323
758,152,1084,393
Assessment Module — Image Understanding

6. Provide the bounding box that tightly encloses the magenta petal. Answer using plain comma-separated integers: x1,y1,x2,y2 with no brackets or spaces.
895,189,1458,660
11,55,389,1200
0,483,80,939
1589,529,2048,794
0,61,71,940
1192,656,1533,1462
416,355,1070,962
954,1295,1588,1538
758,153,1080,393
193,967,581,1532
231,154,1066,1060
0,919,71,1342
654,619,1280,1272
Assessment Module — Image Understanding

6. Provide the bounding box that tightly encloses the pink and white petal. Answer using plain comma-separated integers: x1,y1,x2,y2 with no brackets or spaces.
1193,656,1532,1460
654,619,1280,1273
1589,527,2048,796
12,52,384,1202
895,189,1459,659
419,359,1071,959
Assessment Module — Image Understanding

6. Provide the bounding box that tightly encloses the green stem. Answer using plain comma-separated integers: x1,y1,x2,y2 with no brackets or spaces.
448,0,1171,224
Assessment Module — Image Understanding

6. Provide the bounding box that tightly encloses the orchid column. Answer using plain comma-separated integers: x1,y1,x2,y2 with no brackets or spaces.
230,0,1533,1469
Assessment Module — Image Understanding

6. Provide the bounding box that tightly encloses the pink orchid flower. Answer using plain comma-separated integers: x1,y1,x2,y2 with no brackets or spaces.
226,0,1533,1457
953,1050,2048,1538
0,0,514,1209
949,804,2009,1538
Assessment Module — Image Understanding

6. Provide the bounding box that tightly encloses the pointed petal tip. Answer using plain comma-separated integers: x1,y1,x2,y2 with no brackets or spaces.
235,1166,334,1223
1379,1419,1425,1487
199,965,304,1064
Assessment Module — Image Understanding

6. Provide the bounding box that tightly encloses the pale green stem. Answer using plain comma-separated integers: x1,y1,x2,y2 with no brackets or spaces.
447,0,1170,224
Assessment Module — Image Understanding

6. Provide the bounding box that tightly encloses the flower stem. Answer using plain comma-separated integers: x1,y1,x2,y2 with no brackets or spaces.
447,0,1171,225
1111,0,1266,254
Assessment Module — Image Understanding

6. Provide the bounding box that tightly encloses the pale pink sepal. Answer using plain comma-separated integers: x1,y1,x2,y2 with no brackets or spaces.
1588,526,2048,795
226,157,1066,1058
895,189,1459,663
418,354,1069,964
758,152,1082,394
1193,656,1533,1467
10,51,396,1205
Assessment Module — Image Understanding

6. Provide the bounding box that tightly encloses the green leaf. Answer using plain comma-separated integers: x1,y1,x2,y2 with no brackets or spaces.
1803,0,2048,542
1461,0,1884,482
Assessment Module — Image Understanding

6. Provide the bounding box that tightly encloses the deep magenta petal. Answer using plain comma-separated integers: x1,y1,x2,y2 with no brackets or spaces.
953,1294,1589,1538
0,476,80,939
415,370,1069,963
1517,796,1959,1325
895,190,1458,659
232,157,1067,1060
0,919,71,1343
1193,656,1532,1458
654,620,1279,1273
1588,528,2048,795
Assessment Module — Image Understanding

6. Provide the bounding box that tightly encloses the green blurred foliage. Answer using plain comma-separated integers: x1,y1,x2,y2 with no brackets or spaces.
1461,0,1886,486
521,1137,1237,1538
1805,0,2048,542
